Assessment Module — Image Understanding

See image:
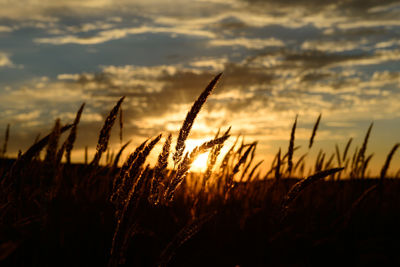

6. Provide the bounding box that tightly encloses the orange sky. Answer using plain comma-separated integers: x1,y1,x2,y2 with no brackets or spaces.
1,0,400,177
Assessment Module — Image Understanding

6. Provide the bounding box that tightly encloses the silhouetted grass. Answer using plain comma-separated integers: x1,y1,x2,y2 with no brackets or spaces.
1,74,400,267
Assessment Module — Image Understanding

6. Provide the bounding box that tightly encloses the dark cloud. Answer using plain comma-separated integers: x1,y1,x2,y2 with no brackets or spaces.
300,71,333,83
326,27,390,37
241,0,400,15
62,43,395,133
281,50,367,69
73,62,275,119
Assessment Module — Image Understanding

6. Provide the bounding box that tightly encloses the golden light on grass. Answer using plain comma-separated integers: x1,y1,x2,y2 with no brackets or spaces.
185,138,212,172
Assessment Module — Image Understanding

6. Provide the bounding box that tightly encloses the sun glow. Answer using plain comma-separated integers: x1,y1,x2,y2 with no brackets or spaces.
191,151,210,172
184,138,213,172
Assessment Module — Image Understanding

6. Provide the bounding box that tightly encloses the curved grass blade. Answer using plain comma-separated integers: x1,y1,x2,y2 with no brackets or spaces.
173,73,222,166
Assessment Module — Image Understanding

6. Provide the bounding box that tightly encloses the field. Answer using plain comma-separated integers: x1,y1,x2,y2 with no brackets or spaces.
1,74,400,266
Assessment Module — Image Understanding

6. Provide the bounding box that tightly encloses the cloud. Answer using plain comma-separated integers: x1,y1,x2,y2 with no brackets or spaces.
209,37,284,49
2,0,400,35
57,73,80,80
0,25,13,32
301,39,368,52
34,25,215,45
0,76,90,123
64,21,115,33
246,48,400,73
0,52,15,68
1,45,386,151
189,57,228,71
154,11,311,30
43,52,400,140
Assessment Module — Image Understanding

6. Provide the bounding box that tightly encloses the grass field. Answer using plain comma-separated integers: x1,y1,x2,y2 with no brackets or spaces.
1,74,400,266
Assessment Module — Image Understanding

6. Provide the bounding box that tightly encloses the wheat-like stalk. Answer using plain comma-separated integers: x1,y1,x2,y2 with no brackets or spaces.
224,143,255,193
119,107,123,144
110,139,148,204
352,123,373,177
173,73,222,166
340,183,378,228
112,140,131,170
275,148,281,180
44,119,61,164
358,123,373,163
65,103,85,164
84,146,88,165
240,141,257,182
91,96,125,166
1,124,10,157
335,144,341,167
203,127,231,186
55,141,66,165
149,133,172,205
112,135,161,210
1,123,71,195
127,134,162,187
309,114,321,149
109,165,149,267
287,115,297,175
219,134,240,175
281,167,344,219
342,137,353,162
294,153,307,174
247,160,264,182
165,135,229,203
380,143,400,180
361,153,374,179
157,211,217,267
324,153,335,170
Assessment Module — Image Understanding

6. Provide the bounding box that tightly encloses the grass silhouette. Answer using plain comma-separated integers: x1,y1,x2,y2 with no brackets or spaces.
1,74,400,266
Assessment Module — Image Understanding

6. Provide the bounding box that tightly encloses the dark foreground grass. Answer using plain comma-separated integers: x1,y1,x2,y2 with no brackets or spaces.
1,74,400,266
1,164,400,266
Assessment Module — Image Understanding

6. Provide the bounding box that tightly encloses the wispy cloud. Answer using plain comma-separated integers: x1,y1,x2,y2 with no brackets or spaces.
0,52,17,68
0,25,13,32
34,26,215,45
301,39,369,52
209,37,284,49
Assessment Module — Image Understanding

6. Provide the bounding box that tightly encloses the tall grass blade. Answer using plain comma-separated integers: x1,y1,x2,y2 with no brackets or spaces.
65,103,85,164
275,148,281,180
281,168,344,217
380,143,400,180
44,119,61,164
342,137,353,162
1,124,9,157
91,96,125,166
309,114,321,149
149,133,172,205
173,73,222,166
287,115,297,175
112,140,131,170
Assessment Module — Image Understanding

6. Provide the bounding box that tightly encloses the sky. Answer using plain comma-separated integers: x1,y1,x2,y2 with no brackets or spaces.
1,0,400,175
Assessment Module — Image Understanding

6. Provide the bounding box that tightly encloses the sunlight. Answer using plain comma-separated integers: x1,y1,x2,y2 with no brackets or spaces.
191,151,210,172
185,138,212,172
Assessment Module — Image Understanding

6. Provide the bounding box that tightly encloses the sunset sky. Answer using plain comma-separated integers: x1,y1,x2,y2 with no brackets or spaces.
1,0,400,175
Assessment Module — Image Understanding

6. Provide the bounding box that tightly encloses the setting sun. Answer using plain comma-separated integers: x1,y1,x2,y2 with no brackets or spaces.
184,138,213,172
191,151,210,172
